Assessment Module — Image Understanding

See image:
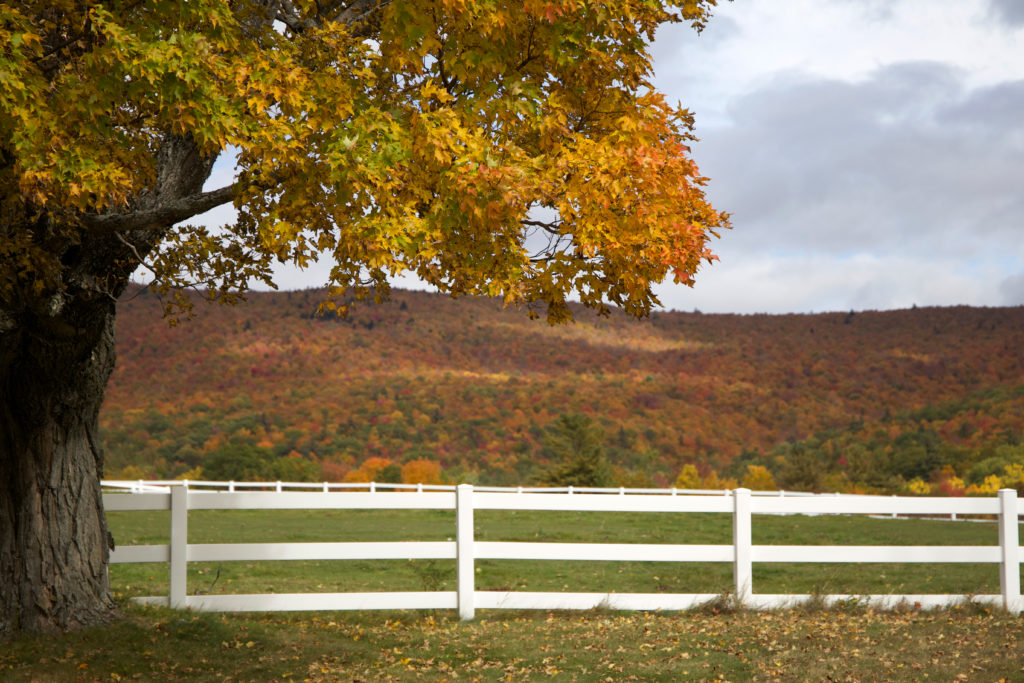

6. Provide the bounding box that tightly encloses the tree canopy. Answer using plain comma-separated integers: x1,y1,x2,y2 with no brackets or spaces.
2,0,727,322
0,0,728,635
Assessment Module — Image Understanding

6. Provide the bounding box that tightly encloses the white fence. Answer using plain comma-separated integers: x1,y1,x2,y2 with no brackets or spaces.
103,483,1023,617
101,479,826,496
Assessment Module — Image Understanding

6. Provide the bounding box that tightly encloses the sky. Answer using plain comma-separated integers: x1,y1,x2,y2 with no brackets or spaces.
193,0,1024,314
648,0,1024,313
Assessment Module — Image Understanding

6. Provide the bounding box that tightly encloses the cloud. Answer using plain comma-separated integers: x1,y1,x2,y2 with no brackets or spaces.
655,252,1005,314
988,0,1024,26
1000,272,1024,305
831,0,898,22
692,62,1024,262
940,78,1024,138
653,59,1024,313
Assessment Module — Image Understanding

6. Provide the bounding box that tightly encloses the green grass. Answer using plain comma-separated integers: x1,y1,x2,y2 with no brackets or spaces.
3,511,1021,680
106,508,1022,600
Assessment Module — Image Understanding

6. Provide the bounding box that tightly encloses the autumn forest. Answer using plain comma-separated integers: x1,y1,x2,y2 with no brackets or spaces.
100,286,1024,495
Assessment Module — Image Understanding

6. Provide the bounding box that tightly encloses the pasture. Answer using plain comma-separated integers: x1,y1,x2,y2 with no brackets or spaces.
105,506,1019,599
3,505,1022,681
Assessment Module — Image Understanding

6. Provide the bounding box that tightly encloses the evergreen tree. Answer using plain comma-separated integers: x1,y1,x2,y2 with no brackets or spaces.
535,414,613,488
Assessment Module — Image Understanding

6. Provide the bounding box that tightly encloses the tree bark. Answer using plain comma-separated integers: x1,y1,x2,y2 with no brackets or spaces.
0,133,218,637
0,292,119,637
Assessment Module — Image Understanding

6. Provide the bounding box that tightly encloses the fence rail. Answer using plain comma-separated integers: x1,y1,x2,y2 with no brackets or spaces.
103,483,1023,618
102,479,827,496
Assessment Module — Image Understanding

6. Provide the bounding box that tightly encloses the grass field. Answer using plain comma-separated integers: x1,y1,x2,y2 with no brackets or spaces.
106,508,1021,599
3,509,1022,681
3,601,1022,680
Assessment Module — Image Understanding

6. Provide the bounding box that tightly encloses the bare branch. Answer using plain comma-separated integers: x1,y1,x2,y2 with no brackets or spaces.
80,185,237,234
521,218,562,235
528,232,574,262
113,232,151,267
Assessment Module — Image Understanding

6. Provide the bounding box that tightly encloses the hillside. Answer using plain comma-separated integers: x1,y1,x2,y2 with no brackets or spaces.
100,286,1024,492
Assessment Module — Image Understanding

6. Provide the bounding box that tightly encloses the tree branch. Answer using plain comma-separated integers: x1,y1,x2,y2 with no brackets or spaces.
273,0,319,33
521,218,562,235
332,0,389,26
80,185,237,234
270,0,391,34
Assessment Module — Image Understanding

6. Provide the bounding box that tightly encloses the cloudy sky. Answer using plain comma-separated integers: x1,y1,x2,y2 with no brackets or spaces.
192,0,1023,314
648,0,1024,313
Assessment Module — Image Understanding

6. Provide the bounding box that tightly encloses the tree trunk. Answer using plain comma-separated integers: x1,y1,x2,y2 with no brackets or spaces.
0,292,119,637
0,133,215,637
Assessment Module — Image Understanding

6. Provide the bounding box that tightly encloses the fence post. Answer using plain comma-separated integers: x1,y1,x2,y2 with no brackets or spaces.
169,485,188,609
998,488,1021,613
456,484,475,621
733,487,752,605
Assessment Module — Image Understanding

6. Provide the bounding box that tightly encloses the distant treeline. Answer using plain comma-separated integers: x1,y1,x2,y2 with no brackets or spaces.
102,286,1024,494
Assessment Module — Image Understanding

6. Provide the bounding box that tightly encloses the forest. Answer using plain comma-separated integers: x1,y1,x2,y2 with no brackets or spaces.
100,285,1024,495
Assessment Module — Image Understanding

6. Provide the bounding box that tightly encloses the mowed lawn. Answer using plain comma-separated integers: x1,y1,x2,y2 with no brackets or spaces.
3,507,1021,681
104,506,1021,598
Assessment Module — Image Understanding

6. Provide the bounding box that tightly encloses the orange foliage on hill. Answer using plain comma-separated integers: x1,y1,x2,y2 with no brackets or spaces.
402,459,443,485
101,285,1024,491
343,457,398,483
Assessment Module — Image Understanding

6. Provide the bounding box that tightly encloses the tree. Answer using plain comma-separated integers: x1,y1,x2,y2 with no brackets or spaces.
401,458,443,485
343,456,399,483
202,443,276,481
0,0,728,635
674,463,701,489
740,464,775,491
776,442,825,492
534,414,612,487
